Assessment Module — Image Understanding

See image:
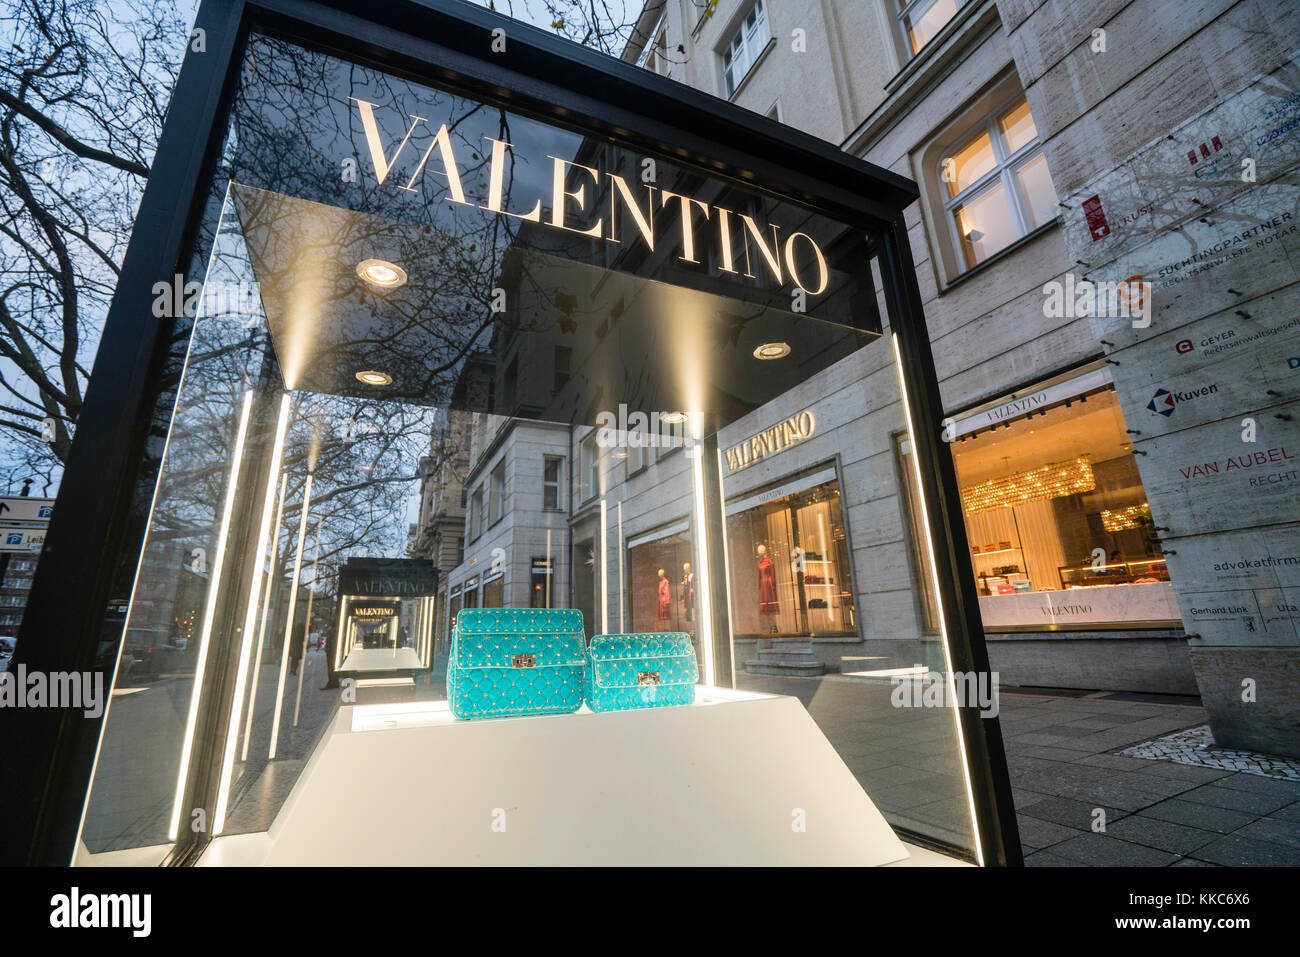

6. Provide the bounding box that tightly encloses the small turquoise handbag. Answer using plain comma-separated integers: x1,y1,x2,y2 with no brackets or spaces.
446,608,586,720
586,633,698,713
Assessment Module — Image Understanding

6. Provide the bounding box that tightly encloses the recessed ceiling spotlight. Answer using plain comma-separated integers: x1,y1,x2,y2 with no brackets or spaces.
356,258,407,289
661,411,687,424
753,341,791,360
355,370,392,386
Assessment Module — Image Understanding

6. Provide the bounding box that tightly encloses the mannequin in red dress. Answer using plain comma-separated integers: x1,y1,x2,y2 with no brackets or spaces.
657,568,671,622
757,544,779,616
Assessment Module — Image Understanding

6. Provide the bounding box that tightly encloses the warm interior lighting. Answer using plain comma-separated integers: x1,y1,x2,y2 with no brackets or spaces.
661,411,687,424
960,456,1095,515
753,342,791,360
355,370,392,386
1101,503,1150,531
355,258,407,288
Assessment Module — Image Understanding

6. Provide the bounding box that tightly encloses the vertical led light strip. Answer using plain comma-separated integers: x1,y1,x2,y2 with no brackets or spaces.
617,501,625,633
715,446,737,688
545,529,552,608
266,472,312,763
892,333,984,867
243,471,288,761
426,596,434,662
690,441,716,687
168,388,254,841
335,595,350,671
293,515,323,726
599,498,608,635
213,393,292,834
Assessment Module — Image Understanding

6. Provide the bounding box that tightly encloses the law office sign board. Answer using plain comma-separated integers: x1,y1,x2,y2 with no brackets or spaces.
1060,49,1300,650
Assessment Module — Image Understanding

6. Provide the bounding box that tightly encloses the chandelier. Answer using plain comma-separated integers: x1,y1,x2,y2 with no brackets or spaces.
1101,503,1151,531
961,456,1095,515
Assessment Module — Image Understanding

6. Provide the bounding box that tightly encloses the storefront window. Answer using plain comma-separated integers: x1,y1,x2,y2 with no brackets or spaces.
627,523,697,636
725,472,854,638
951,380,1179,630
482,575,503,608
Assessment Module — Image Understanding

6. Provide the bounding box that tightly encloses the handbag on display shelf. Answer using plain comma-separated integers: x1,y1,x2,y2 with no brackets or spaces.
446,608,587,720
585,632,698,713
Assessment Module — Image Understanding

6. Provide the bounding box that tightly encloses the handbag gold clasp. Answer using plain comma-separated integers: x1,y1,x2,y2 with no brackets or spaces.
511,653,537,668
637,671,661,686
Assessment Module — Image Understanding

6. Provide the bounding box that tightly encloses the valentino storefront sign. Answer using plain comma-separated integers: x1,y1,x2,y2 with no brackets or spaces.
352,603,399,619
724,410,816,472
351,98,831,296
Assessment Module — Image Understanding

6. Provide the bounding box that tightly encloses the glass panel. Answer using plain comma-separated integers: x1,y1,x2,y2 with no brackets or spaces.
944,127,995,198
954,181,1018,268
998,98,1038,155
1015,151,1059,229
952,387,1177,629
904,0,959,55
76,32,982,862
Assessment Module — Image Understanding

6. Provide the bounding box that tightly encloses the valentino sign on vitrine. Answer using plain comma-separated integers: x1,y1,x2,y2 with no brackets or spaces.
351,98,832,296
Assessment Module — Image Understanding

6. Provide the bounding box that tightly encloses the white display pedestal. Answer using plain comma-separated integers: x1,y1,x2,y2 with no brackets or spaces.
339,646,423,671
199,689,927,866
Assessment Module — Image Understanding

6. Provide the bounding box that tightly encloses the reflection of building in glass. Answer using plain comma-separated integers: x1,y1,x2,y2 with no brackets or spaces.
622,0,1196,699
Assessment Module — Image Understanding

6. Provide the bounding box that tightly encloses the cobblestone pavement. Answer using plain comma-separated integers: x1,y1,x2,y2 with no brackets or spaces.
739,672,1300,866
999,689,1300,867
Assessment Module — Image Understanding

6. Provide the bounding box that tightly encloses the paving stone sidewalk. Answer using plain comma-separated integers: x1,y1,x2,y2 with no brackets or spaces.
1000,689,1300,867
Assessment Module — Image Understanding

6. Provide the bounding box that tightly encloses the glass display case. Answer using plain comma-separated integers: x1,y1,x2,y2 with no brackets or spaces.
0,0,1018,867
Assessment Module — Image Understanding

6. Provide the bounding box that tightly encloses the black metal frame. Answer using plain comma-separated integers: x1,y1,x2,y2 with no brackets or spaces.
0,0,1020,867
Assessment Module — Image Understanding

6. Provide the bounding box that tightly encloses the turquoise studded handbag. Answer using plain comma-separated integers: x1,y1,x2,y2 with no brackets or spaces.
586,633,698,713
446,608,586,720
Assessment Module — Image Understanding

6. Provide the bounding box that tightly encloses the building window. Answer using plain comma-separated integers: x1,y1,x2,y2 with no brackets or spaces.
637,15,670,76
941,96,1058,269
468,487,483,541
543,455,564,510
946,378,1178,630
455,537,464,565
553,346,571,395
489,460,506,525
482,574,504,608
898,0,965,56
626,441,648,476
530,557,553,608
580,432,600,502
722,0,769,97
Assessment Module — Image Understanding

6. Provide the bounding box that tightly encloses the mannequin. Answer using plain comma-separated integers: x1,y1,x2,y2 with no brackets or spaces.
757,544,779,616
657,567,671,621
681,561,695,622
